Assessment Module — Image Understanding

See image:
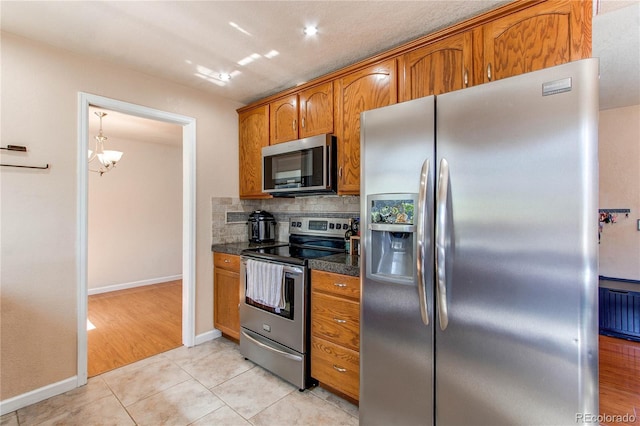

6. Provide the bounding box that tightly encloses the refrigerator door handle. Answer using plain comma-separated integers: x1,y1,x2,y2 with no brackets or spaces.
435,158,450,330
416,159,430,326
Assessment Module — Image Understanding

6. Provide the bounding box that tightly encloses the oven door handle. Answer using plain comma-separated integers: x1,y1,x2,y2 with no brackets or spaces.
241,330,303,362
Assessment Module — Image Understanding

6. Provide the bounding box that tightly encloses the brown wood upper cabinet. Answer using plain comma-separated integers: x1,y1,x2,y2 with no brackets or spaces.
334,59,397,195
270,82,333,144
399,30,474,101
238,0,592,199
480,0,592,83
239,105,270,199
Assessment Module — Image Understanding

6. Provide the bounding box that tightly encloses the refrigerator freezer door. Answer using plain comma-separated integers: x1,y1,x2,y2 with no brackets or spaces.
360,96,436,426
435,59,599,425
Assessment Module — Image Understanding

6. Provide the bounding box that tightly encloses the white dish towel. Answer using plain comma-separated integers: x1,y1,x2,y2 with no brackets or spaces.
246,259,286,312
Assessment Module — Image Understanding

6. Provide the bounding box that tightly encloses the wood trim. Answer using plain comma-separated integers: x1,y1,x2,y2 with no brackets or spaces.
471,26,485,87
237,0,549,112
571,0,592,60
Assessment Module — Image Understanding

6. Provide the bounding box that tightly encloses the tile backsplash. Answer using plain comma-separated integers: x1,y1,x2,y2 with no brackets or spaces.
211,196,360,244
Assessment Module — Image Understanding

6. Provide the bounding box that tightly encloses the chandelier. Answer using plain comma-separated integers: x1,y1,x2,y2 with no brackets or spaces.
88,111,123,176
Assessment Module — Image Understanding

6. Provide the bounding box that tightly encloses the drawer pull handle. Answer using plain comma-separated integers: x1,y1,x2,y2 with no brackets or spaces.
333,318,347,324
333,365,347,373
224,259,230,263
334,283,347,288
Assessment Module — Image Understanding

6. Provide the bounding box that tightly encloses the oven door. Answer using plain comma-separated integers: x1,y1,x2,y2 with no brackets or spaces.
239,257,306,352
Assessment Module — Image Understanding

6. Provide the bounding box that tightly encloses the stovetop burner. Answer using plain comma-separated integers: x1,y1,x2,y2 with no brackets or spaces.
242,216,350,265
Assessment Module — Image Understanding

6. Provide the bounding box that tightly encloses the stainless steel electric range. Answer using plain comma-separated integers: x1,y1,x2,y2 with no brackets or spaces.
239,216,350,390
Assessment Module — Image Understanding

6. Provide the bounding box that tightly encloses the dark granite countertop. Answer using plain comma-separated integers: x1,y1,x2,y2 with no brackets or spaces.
211,241,288,256
211,242,360,277
308,253,360,277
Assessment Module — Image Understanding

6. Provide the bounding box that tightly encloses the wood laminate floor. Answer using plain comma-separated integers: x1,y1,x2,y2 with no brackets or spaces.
87,280,182,377
599,335,640,425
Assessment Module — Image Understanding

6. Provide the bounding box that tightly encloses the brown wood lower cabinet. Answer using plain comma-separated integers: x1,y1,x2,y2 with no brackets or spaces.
311,337,360,400
310,270,360,401
213,252,241,340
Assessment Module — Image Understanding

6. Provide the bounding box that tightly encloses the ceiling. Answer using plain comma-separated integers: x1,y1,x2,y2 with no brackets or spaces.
2,0,639,144
1,0,508,105
88,106,182,146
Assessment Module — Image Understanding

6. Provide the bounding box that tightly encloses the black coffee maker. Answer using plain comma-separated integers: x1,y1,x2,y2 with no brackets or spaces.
247,210,276,243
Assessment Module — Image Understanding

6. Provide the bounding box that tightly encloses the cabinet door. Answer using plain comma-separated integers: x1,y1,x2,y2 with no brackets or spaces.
239,105,270,199
270,94,298,144
299,82,333,138
214,267,240,339
335,59,397,195
399,31,473,101
482,0,591,82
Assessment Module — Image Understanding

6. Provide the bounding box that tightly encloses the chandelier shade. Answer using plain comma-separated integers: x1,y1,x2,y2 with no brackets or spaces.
88,111,123,176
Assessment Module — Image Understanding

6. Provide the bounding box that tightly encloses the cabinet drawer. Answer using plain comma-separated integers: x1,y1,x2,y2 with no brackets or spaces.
311,336,359,400
214,252,240,272
311,270,360,300
312,292,359,351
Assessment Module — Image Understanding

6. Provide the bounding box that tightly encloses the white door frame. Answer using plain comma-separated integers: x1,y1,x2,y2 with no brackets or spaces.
76,93,196,386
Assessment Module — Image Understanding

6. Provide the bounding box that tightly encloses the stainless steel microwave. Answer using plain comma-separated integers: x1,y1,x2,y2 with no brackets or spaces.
262,134,337,196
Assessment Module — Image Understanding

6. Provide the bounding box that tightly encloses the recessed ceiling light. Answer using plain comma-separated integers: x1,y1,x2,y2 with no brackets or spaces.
238,53,261,66
229,21,251,36
303,26,318,36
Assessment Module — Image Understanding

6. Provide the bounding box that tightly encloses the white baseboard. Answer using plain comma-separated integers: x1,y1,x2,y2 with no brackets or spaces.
0,376,78,416
195,329,222,345
1,330,222,415
88,275,182,295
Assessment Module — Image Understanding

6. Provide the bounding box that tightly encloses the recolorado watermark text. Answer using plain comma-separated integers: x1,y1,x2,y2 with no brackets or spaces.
576,413,637,423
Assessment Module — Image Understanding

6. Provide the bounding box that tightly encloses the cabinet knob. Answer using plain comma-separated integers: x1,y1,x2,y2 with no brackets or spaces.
293,119,297,131
487,63,492,81
464,69,469,87
333,318,347,324
301,117,305,128
224,259,230,263
333,365,347,373
334,283,347,288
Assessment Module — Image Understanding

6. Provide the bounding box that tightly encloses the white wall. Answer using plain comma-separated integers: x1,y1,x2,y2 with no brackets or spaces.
598,104,640,281
0,32,242,401
88,135,182,291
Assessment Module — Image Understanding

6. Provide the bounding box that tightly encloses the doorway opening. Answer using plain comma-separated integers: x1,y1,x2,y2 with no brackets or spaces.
86,106,184,376
77,93,196,386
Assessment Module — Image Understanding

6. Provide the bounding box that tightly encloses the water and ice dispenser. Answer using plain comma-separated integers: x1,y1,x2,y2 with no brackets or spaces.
366,194,417,284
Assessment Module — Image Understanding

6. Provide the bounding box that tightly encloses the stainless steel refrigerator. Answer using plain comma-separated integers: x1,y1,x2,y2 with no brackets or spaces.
359,59,599,425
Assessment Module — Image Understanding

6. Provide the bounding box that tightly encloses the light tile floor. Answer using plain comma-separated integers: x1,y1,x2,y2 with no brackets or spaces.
1,337,358,426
